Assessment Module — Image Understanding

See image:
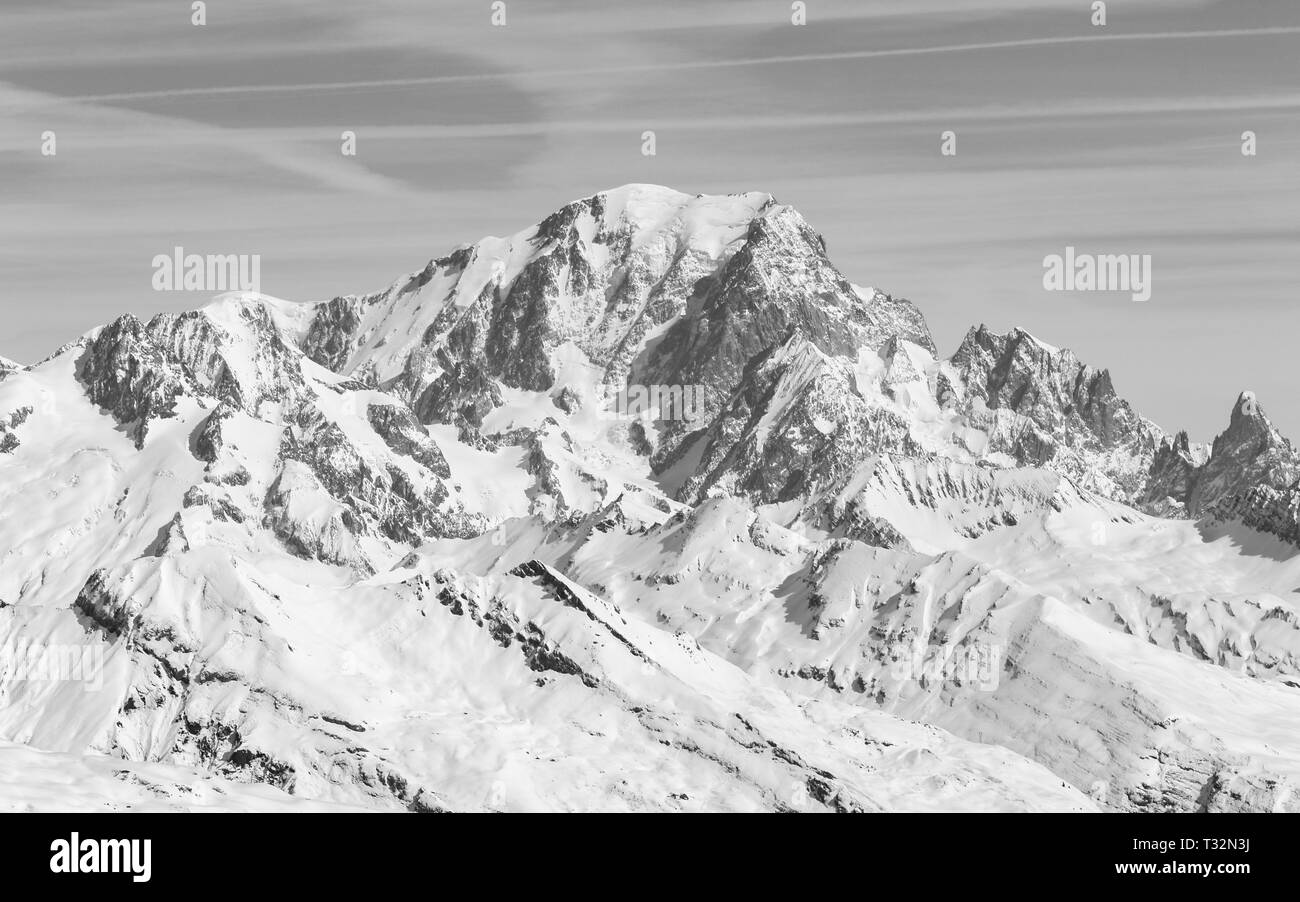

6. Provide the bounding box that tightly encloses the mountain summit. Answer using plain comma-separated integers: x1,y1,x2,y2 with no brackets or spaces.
2,185,1299,812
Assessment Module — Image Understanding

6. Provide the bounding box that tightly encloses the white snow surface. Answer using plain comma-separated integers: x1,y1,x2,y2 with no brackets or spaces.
1,185,1298,812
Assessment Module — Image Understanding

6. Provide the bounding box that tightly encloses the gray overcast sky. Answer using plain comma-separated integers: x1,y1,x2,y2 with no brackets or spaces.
1,0,1297,441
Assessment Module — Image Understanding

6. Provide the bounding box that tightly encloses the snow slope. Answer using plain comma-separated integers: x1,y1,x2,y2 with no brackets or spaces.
1,184,1297,811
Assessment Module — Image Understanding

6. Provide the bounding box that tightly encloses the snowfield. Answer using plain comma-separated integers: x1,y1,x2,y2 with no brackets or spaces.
1,185,1297,811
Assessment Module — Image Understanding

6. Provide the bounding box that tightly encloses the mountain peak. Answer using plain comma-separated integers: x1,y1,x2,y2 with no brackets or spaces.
1231,390,1266,422
1213,389,1288,459
1006,326,1063,355
9,185,1300,814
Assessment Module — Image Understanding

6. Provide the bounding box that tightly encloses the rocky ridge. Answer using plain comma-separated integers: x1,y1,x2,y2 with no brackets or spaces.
1,184,1298,811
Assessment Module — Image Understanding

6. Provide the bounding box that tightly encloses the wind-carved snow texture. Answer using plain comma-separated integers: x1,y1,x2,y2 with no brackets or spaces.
2,184,1299,811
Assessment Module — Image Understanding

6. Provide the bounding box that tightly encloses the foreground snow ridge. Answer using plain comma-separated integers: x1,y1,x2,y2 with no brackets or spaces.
1,184,1298,812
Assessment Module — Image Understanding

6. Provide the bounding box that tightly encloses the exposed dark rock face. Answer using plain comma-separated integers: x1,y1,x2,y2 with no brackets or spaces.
0,405,33,453
1142,430,1201,512
286,189,932,443
641,204,934,425
413,356,502,427
274,404,462,552
77,304,309,447
300,295,368,374
192,402,236,464
1140,394,1300,544
268,190,1300,558
1193,394,1300,513
78,316,192,447
952,325,1135,446
949,325,1162,493
668,334,918,505
366,402,451,478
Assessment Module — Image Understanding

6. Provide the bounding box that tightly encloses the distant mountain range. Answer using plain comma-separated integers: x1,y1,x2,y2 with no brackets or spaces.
2,184,1298,811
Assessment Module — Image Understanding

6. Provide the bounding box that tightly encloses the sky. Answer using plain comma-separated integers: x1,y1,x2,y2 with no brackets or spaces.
1,0,1297,441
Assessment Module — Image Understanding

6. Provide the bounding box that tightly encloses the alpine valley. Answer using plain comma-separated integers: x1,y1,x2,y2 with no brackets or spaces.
2,185,1299,812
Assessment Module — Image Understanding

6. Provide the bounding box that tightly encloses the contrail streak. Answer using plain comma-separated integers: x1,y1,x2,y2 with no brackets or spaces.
12,26,1300,108
7,93,1295,151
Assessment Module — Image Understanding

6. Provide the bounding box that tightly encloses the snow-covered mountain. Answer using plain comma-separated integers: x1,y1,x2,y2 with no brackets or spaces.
2,184,1298,811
